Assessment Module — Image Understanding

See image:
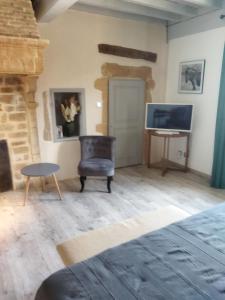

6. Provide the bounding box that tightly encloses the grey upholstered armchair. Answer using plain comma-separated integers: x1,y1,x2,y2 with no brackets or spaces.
78,136,116,193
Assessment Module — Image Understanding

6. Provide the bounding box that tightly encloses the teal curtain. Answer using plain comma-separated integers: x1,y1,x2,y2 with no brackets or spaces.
211,44,225,188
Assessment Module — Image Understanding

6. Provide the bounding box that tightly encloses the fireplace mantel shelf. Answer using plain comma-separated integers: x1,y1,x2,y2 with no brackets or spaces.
0,35,49,75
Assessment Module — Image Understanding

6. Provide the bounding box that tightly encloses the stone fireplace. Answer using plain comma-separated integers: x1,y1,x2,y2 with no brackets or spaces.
0,0,48,190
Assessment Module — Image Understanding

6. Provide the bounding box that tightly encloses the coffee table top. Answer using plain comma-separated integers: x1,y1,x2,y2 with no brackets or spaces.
21,163,60,177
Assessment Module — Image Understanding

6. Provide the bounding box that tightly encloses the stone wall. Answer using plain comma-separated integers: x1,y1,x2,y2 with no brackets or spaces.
0,0,39,39
0,0,48,190
0,75,40,189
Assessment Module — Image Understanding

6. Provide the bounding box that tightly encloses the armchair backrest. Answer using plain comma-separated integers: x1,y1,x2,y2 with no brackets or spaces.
79,136,116,162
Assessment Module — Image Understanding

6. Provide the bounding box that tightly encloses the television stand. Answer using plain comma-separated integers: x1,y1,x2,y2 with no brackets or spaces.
147,130,190,176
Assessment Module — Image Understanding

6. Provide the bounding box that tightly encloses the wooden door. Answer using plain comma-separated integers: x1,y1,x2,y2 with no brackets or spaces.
109,78,145,168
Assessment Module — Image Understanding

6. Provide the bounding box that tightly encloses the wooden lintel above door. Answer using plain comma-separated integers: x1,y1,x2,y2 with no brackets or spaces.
98,44,157,63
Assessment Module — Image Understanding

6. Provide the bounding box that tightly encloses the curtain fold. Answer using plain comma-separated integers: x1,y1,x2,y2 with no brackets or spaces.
211,44,225,188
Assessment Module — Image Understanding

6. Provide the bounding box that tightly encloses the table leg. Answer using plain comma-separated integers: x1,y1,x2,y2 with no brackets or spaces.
167,137,170,160
148,131,152,168
24,176,31,206
52,173,63,200
41,177,46,192
161,137,167,176
185,134,190,171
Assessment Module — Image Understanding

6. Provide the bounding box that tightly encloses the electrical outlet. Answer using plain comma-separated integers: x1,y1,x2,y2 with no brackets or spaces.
178,150,183,157
96,101,102,108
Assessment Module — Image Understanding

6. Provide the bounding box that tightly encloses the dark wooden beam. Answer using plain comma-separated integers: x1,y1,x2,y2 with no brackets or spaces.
98,44,157,63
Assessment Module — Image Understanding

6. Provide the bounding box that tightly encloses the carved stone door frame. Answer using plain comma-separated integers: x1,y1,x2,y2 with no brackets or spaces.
95,63,155,163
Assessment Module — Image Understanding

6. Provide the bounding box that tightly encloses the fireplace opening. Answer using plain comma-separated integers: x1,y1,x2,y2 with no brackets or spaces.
0,140,13,192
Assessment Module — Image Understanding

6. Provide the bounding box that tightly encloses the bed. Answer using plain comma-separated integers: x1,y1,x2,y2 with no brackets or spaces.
35,204,225,300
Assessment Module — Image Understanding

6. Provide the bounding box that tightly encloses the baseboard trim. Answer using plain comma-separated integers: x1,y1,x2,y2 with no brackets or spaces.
188,166,210,181
168,160,210,180
149,160,210,181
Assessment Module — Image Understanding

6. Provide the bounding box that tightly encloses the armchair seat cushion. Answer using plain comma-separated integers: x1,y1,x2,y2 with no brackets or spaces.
78,158,114,176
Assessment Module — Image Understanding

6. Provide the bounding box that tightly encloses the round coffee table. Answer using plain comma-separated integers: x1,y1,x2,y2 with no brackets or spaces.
21,163,63,205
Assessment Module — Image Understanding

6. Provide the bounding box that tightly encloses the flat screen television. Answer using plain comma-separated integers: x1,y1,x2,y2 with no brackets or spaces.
145,103,193,132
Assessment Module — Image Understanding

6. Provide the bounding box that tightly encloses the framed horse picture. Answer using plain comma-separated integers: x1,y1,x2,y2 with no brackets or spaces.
178,60,205,94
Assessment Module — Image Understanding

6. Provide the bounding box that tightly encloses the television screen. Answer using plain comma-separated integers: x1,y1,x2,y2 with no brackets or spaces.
145,103,193,132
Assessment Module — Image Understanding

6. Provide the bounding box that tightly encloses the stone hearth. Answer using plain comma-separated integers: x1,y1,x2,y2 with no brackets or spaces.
0,0,48,190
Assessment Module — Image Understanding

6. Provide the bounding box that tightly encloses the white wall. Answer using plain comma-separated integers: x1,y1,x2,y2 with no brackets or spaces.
36,9,168,180
166,27,225,175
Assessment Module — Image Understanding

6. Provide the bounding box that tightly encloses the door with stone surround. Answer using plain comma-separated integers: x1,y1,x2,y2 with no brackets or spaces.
109,78,145,168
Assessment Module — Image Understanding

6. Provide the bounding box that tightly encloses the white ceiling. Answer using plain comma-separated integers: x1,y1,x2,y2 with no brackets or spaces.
36,0,224,24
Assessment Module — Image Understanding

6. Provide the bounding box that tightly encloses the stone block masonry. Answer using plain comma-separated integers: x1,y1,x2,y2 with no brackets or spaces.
0,75,40,189
0,0,49,190
0,0,40,38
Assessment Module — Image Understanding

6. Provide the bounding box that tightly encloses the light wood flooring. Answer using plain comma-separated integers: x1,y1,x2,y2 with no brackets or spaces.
1,166,225,300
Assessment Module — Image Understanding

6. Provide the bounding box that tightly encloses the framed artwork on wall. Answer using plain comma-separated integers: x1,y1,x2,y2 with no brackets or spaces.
50,88,86,142
178,60,205,94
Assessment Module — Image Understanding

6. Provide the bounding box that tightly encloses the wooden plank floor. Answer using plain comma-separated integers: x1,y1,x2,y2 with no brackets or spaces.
0,166,225,300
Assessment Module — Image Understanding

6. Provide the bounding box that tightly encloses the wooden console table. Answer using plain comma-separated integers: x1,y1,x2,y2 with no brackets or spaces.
147,130,190,176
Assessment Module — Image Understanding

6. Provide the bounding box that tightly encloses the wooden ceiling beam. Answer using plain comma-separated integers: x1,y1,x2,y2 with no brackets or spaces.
178,0,223,8
121,0,197,16
36,0,79,22
78,0,182,21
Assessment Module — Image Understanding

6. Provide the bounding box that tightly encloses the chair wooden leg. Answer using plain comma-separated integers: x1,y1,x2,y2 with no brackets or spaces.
80,176,85,192
52,174,63,200
24,176,31,206
107,176,113,193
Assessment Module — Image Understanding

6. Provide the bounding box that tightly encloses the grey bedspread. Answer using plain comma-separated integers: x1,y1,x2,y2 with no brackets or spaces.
35,204,225,299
